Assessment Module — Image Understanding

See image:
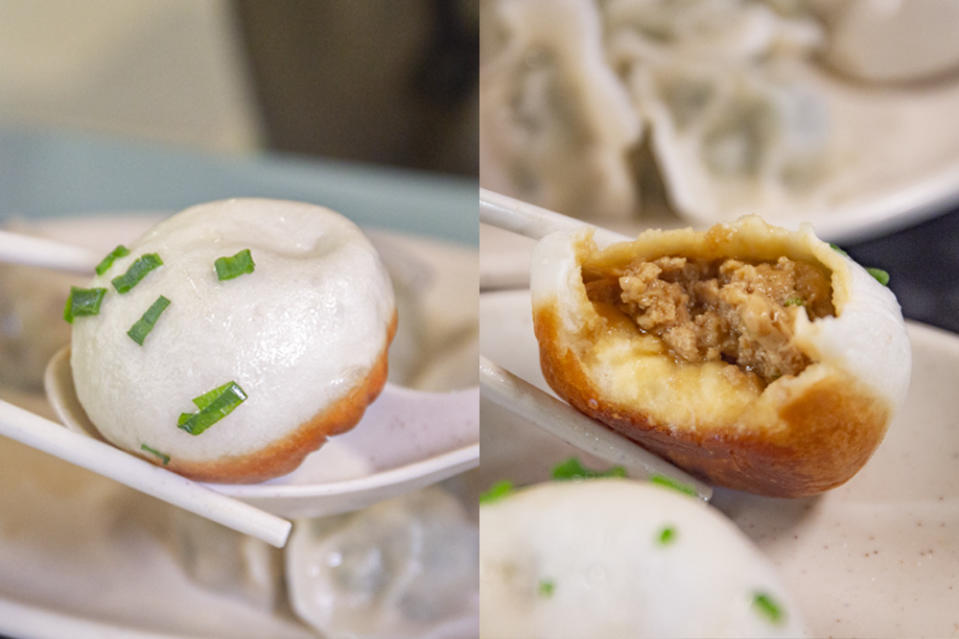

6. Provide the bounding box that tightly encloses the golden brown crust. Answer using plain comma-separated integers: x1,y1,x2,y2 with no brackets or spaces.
533,305,889,497
162,311,398,483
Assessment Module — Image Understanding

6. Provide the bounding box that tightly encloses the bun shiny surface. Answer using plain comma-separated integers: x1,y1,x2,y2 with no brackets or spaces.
70,199,396,482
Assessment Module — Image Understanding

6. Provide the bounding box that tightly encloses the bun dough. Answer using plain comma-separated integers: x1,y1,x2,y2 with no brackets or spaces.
530,216,910,496
481,479,806,638
70,199,396,483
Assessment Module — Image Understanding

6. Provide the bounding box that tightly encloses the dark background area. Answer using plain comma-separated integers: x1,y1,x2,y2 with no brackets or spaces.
233,0,478,176
847,213,959,334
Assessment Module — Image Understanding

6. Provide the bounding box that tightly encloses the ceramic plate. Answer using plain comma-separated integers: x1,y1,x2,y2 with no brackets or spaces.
480,290,959,638
0,215,477,638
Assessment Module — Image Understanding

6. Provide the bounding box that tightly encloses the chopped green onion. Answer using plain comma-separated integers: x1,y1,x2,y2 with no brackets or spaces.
650,474,698,497
112,253,163,293
214,249,255,281
140,443,170,465
752,592,784,624
479,480,514,505
657,525,677,545
829,243,849,257
63,287,107,323
552,457,627,480
867,267,890,286
831,244,891,286
95,245,130,275
784,297,804,307
538,579,555,598
187,381,240,411
126,296,171,345
177,381,247,435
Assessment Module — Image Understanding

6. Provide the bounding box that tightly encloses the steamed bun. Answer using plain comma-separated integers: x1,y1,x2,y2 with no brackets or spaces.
530,216,910,496
69,199,396,483
481,479,806,638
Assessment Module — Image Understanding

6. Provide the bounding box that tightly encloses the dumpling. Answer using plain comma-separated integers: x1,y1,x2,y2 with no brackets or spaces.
286,486,478,639
169,507,283,611
628,60,842,224
530,216,910,496
480,0,642,219
481,479,807,637
68,198,396,483
601,0,822,69
811,0,959,84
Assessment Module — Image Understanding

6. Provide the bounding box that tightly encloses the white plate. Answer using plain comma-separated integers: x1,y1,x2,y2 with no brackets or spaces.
0,215,477,638
480,290,959,638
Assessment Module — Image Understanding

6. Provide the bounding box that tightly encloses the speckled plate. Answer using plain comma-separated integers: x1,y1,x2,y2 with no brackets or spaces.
480,289,959,639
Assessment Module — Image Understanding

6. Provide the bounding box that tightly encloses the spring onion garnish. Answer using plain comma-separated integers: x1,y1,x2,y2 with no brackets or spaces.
829,243,849,257
177,381,247,435
214,249,255,281
552,457,627,481
140,443,170,466
650,474,698,497
830,244,890,286
538,579,555,598
63,286,107,323
867,267,890,286
784,297,804,307
112,253,163,293
94,244,130,275
657,525,677,546
479,480,514,504
127,295,171,345
752,591,784,624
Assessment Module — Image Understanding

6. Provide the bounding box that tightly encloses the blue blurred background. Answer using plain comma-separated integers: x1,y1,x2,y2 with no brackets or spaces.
0,0,478,244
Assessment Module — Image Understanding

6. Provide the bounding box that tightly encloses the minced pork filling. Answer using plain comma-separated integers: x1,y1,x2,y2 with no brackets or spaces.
584,255,835,383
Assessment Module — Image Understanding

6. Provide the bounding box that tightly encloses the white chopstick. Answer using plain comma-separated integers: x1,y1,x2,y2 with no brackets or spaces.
479,356,713,501
0,229,99,274
0,398,292,547
480,187,630,244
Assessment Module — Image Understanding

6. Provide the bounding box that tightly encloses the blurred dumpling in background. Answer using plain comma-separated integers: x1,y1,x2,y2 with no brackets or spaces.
810,0,959,84
602,0,842,221
631,60,840,222
480,0,839,223
480,0,642,219
286,487,478,639
481,0,959,232
601,0,821,67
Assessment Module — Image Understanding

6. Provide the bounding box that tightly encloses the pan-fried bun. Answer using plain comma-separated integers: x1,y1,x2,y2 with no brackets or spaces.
530,216,910,496
481,480,806,637
70,199,396,483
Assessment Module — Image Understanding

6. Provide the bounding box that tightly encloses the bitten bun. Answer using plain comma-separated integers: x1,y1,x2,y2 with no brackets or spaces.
481,480,806,637
530,216,910,496
70,199,396,483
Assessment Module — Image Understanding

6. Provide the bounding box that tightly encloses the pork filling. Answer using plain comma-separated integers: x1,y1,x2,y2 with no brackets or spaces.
584,255,835,384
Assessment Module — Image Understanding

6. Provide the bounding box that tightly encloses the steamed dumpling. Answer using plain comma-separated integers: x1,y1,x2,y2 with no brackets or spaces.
530,216,910,496
69,198,396,483
480,0,642,219
481,479,806,638
602,0,822,69
479,0,849,224
811,0,959,84
286,486,478,639
629,60,841,223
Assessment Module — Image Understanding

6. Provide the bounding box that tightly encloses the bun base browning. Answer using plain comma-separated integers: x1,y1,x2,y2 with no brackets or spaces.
534,304,889,497
158,312,397,484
